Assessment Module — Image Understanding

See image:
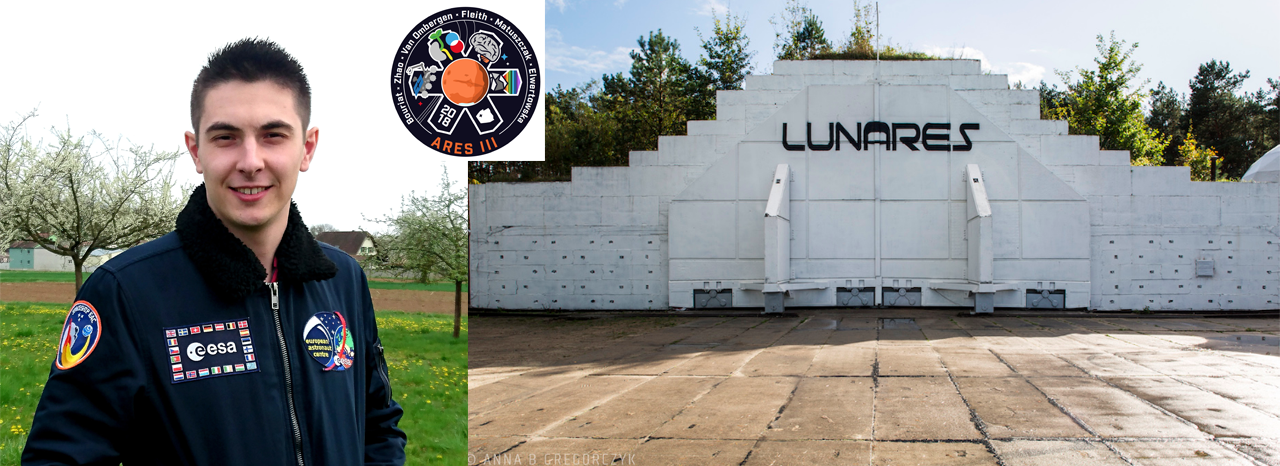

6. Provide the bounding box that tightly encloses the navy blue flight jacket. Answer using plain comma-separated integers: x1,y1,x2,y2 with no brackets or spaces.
23,184,407,465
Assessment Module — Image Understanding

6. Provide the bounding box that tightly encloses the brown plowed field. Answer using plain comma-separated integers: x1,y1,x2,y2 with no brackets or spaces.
0,282,465,314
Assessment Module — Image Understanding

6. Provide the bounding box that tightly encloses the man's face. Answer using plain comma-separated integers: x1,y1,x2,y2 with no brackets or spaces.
185,80,318,235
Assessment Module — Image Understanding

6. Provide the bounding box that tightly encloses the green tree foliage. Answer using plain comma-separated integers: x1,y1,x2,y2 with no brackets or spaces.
364,168,467,337
1146,81,1186,165
472,16,755,184
0,111,184,292
698,10,755,92
772,0,831,60
1035,81,1070,120
1050,32,1168,166
602,30,708,151
1182,60,1278,179
1178,127,1228,181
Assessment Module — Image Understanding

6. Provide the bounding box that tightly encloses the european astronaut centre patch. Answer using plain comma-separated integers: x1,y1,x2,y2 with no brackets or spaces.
390,7,540,157
166,319,258,383
304,311,355,371
56,301,101,370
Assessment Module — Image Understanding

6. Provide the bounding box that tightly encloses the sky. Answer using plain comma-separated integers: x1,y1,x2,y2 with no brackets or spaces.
546,0,1280,99
1,1,545,233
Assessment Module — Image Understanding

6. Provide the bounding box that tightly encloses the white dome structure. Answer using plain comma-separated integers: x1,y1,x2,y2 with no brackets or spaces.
1242,145,1280,183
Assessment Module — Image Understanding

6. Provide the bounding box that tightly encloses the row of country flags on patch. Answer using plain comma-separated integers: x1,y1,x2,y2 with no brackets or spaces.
173,362,258,381
165,320,249,338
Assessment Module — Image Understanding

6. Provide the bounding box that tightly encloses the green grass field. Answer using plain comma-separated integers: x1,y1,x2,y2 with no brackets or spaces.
0,302,467,465
0,270,466,293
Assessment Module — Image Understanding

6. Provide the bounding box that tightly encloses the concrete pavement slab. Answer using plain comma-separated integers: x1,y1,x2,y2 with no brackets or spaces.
1020,318,1077,330
470,372,589,416
991,440,1127,466
545,376,721,439
1105,376,1280,437
922,329,976,346
624,326,709,347
1177,376,1280,417
1095,319,1166,332
878,328,930,345
1064,318,1125,331
469,436,526,465
745,440,872,465
935,348,1016,377
1106,439,1255,464
678,325,751,345
741,344,822,376
1027,376,1204,438
718,317,769,328
774,328,835,346
723,326,794,348
1060,332,1146,352
653,376,798,439
796,316,839,330
679,317,731,328
826,329,878,347
807,345,876,376
912,317,960,329
766,378,875,440
951,318,1004,330
627,439,754,465
590,346,703,376
500,438,641,466
1221,438,1280,466
992,350,1090,377
839,316,880,330
954,376,1091,438
1053,350,1162,377
1108,333,1202,350
875,377,982,440
870,441,996,465
878,346,948,376
1110,350,1234,376
471,376,650,436
665,347,764,376
1204,317,1279,332
987,317,1040,330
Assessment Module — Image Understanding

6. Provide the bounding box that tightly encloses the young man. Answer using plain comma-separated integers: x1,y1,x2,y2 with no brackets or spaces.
23,38,406,465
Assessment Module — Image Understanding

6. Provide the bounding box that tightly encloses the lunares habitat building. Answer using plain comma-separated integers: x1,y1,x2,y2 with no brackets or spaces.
469,60,1280,314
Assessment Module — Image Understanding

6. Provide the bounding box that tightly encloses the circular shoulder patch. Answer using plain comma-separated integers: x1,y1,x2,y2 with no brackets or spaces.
303,311,355,371
56,300,101,370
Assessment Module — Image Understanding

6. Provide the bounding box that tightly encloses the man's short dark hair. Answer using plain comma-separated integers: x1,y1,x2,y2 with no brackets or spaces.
191,38,311,134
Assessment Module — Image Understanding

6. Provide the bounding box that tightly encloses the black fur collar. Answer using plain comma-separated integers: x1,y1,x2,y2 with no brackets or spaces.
175,184,337,302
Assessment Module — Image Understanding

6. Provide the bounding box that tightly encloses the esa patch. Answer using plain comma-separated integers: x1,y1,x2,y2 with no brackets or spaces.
56,301,101,370
303,311,355,371
164,318,259,384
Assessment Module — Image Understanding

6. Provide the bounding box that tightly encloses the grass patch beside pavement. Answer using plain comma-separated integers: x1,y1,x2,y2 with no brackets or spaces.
367,279,468,293
0,302,467,466
0,271,89,283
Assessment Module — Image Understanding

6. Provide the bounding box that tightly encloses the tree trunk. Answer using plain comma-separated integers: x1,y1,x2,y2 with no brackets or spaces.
73,258,85,295
453,279,462,339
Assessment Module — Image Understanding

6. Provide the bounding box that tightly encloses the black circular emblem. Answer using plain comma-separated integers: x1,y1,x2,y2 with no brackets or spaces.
390,7,540,157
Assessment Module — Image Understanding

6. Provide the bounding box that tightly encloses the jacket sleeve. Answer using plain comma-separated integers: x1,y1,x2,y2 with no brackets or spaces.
22,270,145,465
360,273,407,465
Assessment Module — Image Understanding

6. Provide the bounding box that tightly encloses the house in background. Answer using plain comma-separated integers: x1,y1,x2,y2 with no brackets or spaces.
315,231,376,261
5,241,124,272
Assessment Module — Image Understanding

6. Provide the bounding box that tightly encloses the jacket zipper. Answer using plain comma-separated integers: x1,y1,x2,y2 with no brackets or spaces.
376,341,392,405
271,282,305,466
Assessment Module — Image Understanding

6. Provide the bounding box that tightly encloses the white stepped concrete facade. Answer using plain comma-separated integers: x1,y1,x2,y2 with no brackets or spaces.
470,60,1280,311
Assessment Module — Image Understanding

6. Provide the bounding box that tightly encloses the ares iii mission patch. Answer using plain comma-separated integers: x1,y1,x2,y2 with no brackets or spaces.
391,7,540,157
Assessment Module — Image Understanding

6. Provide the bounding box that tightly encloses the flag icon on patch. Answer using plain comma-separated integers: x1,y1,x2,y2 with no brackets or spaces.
239,329,250,337
166,329,177,337
174,373,184,381
186,371,197,378
246,354,256,362
215,323,225,331
198,368,210,377
211,366,221,375
243,345,254,353
172,364,183,372
178,328,189,336
235,364,245,372
167,338,178,347
170,355,181,363
246,362,258,370
241,337,252,345
227,322,237,330
238,320,248,327
202,324,214,332
168,347,180,355
190,326,201,334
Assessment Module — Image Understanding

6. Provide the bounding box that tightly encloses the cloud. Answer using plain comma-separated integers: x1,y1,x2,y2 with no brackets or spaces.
921,46,1044,87
546,0,566,13
614,0,628,6
693,0,730,16
545,28,636,77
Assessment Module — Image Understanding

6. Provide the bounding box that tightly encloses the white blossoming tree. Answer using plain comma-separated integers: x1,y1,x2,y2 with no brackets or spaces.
1,111,185,293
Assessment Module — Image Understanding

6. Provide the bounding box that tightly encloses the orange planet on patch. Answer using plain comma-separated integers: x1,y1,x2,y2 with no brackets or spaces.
441,58,489,106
